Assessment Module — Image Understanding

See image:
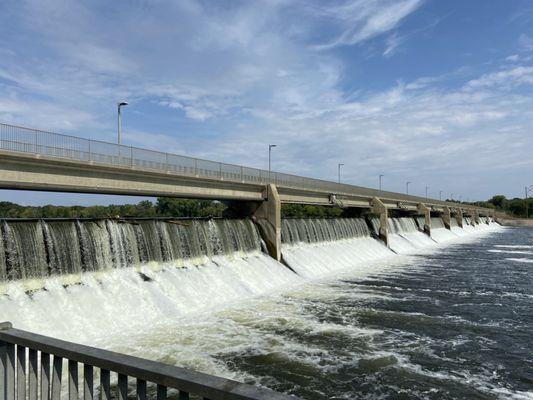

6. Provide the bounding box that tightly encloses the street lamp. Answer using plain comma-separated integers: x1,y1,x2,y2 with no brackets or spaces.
406,181,411,195
338,163,344,184
425,185,429,200
525,185,533,219
379,174,384,191
268,144,277,183
117,101,128,145
439,190,443,201
268,144,276,174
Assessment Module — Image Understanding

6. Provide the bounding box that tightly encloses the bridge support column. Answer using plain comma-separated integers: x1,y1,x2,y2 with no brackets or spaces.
371,197,388,247
442,206,452,230
473,210,480,225
418,203,431,236
253,184,282,262
455,208,463,228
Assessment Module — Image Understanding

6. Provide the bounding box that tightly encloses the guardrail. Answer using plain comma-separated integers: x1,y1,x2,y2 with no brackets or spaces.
0,322,297,400
0,122,487,211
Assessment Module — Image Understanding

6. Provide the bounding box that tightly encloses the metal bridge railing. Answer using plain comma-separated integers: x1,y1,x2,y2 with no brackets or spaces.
0,122,482,210
0,322,297,400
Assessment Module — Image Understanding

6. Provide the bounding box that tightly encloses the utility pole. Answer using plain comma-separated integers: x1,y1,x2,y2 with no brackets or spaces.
117,101,128,145
439,190,443,201
379,174,384,191
406,181,411,195
425,186,429,200
268,144,276,178
338,163,344,184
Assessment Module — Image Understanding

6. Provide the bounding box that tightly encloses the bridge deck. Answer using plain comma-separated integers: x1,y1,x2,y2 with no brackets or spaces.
0,123,492,214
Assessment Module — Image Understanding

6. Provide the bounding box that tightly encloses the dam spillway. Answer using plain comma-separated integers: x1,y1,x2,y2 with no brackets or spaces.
0,214,507,398
0,215,499,336
0,216,495,284
0,218,260,282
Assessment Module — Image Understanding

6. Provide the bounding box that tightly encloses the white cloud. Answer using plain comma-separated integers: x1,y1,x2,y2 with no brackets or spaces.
311,0,423,50
466,66,533,89
519,33,533,51
0,1,532,200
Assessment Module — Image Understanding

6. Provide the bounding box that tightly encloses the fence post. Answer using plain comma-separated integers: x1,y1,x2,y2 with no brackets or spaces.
195,159,198,177
240,166,244,183
130,147,133,168
1,322,14,400
219,163,223,180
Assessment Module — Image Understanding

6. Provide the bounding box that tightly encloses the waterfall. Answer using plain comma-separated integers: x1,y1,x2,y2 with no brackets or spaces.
431,217,445,229
0,218,261,284
385,217,437,253
2,221,48,280
387,217,419,234
0,215,501,347
281,218,392,278
429,216,459,242
281,218,370,245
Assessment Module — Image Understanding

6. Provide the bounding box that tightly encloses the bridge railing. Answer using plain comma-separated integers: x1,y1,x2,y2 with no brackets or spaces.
0,322,297,400
0,122,482,210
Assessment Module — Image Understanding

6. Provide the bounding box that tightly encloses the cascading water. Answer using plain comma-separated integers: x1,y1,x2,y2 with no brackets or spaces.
389,217,436,252
430,217,459,242
281,218,393,278
0,218,264,285
0,217,300,344
0,213,503,398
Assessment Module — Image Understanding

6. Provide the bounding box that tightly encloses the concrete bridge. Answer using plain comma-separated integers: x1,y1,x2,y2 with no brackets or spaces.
0,123,495,260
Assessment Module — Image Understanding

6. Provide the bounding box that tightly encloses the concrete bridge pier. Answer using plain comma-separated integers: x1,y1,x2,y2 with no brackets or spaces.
442,206,452,230
418,203,431,236
455,208,464,228
371,197,389,247
473,210,480,225
222,184,281,262
254,184,282,261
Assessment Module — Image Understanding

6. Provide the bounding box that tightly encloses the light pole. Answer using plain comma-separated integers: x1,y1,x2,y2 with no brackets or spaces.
268,144,276,175
439,190,443,201
117,101,128,145
526,185,533,219
406,181,411,195
338,163,344,184
451,193,454,202
425,186,429,200
379,174,384,191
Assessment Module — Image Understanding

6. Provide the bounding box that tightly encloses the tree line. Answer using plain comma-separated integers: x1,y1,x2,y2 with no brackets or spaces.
463,195,533,218
1,194,530,219
0,199,343,219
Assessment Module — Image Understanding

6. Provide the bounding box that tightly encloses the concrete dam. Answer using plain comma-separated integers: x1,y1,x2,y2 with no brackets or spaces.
0,215,496,288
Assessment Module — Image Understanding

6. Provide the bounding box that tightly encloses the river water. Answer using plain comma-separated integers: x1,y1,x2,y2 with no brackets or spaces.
126,227,532,399
1,221,531,399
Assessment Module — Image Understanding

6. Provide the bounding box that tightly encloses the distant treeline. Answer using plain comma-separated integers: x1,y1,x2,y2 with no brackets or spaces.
0,199,343,219
1,194,528,219
0,199,226,219
463,195,533,218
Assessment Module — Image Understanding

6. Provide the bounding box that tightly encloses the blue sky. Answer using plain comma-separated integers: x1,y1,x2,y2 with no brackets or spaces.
1,0,533,205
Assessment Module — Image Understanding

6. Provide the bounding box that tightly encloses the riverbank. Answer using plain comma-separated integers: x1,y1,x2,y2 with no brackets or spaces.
496,218,533,227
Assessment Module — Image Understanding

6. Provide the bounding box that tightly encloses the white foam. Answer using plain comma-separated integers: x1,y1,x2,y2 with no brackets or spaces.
505,258,533,264
488,249,533,255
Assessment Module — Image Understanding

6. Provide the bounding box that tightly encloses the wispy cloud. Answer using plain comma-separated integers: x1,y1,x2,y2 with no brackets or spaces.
311,0,423,50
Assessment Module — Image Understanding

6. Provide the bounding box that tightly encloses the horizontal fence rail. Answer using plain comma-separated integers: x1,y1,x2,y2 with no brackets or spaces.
0,322,298,400
0,122,489,212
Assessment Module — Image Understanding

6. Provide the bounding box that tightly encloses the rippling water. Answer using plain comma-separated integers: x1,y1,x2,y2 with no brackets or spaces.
119,227,532,400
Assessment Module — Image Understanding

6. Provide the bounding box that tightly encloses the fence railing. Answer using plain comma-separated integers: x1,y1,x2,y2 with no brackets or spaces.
0,122,486,211
0,322,298,400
